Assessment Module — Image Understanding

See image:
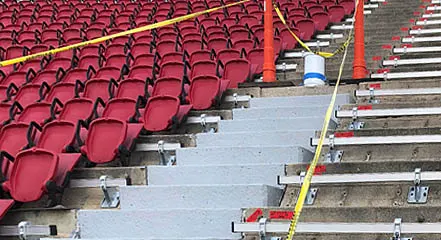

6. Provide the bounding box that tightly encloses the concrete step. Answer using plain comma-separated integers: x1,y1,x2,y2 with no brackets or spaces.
78,208,242,239
232,106,332,120
195,130,315,150
176,146,313,166
249,94,352,108
147,164,285,187
120,184,283,209
217,117,336,133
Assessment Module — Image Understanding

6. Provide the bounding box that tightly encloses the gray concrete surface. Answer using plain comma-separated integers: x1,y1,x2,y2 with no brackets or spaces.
195,130,315,151
147,164,285,187
120,184,283,209
232,106,331,120
217,117,336,133
176,146,313,166
78,208,243,239
249,94,352,108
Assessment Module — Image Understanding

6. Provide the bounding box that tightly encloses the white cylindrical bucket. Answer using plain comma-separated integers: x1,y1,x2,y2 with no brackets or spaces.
303,53,326,87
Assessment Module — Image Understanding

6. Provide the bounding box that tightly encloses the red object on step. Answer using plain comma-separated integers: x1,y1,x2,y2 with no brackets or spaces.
358,105,373,110
372,56,382,61
381,45,392,50
369,83,382,89
269,211,294,220
391,36,401,41
388,56,401,60
246,208,263,222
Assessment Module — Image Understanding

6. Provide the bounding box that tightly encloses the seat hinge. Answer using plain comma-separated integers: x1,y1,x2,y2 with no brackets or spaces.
348,107,365,130
368,87,380,104
158,140,176,166
407,168,429,204
100,175,120,208
299,172,318,205
325,134,343,163
391,218,412,240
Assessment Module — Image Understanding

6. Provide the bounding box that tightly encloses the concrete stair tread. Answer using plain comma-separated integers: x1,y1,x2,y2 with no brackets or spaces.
120,184,283,209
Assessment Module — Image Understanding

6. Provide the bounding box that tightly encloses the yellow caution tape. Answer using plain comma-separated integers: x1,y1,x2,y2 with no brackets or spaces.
274,4,352,59
0,0,250,67
285,0,359,239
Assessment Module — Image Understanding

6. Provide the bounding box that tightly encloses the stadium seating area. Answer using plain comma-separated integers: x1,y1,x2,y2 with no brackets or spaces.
0,0,358,235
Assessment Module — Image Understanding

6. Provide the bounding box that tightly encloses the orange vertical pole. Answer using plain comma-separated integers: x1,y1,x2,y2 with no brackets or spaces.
263,0,276,82
352,0,368,79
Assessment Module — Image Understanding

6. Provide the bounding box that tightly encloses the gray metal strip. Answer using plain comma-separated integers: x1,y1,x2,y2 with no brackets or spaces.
371,71,441,79
311,135,441,146
422,13,441,17
427,5,441,10
410,28,441,34
402,36,441,43
364,3,379,8
305,41,330,47
316,33,344,40
276,63,297,70
0,225,53,236
383,57,441,66
393,46,441,54
223,95,251,103
135,143,181,151
279,171,441,185
416,19,441,25
356,88,441,97
69,178,127,188
233,222,441,234
186,116,221,124
337,107,441,117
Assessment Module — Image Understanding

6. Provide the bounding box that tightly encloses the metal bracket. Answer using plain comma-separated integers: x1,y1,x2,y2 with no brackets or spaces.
407,168,429,204
325,135,343,163
282,62,287,80
100,175,120,208
200,114,215,133
158,140,176,166
348,107,365,130
258,218,267,240
299,172,318,205
368,87,380,104
391,218,412,240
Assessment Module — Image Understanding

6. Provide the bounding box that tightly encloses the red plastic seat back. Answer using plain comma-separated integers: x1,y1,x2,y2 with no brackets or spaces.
102,98,137,122
152,77,183,98
217,49,241,65
37,121,76,153
159,61,184,79
191,60,217,80
45,83,76,104
116,79,147,99
14,84,42,109
223,59,250,88
128,65,154,80
190,50,212,65
58,98,94,122
189,75,220,110
6,148,58,202
16,103,51,124
208,38,228,53
0,123,29,156
328,5,346,23
85,118,127,163
83,79,111,101
143,95,180,131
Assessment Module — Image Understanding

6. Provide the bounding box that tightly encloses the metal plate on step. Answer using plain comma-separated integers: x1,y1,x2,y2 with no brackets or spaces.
306,188,318,205
407,186,429,204
325,150,343,163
